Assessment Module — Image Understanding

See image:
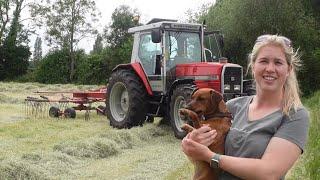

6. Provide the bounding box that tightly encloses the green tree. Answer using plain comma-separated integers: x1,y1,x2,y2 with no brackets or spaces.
0,0,10,45
184,3,211,23
104,5,139,48
0,42,31,80
0,0,30,80
33,36,42,65
31,0,100,81
35,49,88,84
91,34,103,54
35,49,70,84
76,52,107,84
204,0,320,94
4,0,25,47
102,5,140,76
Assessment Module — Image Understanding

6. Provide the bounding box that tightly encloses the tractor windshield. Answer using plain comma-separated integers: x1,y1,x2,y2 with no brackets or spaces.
165,31,201,69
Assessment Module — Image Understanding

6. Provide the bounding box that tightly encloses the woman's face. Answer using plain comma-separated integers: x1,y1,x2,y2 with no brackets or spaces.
253,44,291,94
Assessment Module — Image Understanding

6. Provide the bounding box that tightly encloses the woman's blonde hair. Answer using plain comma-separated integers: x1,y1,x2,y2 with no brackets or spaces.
247,34,302,116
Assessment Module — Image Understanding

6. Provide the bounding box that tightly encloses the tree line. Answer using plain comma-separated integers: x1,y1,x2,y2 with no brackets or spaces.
202,0,320,95
0,0,319,95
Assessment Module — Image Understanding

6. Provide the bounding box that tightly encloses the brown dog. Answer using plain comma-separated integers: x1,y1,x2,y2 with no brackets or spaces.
180,88,232,180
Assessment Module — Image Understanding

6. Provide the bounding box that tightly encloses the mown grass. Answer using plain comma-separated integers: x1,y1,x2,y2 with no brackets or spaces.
0,82,318,179
0,82,193,179
289,91,320,180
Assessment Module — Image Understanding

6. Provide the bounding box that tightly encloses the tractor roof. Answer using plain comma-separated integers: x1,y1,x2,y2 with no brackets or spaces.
128,19,202,33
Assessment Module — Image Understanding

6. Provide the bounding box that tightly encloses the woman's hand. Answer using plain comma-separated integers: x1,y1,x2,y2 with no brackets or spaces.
181,134,214,162
189,125,217,146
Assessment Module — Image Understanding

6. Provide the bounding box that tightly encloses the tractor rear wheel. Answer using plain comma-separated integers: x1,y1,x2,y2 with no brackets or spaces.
106,69,148,128
169,84,196,139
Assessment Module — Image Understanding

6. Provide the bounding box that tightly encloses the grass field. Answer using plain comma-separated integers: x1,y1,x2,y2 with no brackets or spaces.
0,82,193,179
0,82,318,179
289,91,320,180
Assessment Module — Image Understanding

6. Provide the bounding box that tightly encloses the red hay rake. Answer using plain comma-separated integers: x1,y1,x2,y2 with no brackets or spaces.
25,87,107,120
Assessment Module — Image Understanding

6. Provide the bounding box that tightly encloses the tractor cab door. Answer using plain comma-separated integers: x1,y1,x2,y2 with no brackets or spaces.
163,30,202,92
204,31,224,62
137,32,164,92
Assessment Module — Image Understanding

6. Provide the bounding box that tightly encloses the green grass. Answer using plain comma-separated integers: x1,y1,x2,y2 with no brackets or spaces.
0,82,319,179
0,82,192,179
289,91,320,180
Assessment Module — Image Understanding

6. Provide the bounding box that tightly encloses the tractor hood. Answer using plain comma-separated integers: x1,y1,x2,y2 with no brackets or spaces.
175,62,226,77
172,62,243,91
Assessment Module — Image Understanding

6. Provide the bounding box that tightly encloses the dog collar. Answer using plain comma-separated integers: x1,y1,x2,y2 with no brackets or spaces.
203,112,232,121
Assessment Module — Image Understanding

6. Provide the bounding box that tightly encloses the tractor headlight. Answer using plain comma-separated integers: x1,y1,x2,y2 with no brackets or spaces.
234,85,241,91
224,84,230,91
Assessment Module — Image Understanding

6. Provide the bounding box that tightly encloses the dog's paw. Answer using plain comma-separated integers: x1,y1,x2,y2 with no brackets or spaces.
179,108,188,118
181,123,194,133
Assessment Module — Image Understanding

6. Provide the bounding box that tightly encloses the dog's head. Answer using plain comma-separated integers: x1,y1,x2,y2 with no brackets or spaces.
186,88,228,117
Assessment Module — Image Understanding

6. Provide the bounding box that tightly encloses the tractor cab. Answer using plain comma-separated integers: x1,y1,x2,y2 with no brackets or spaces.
128,19,224,94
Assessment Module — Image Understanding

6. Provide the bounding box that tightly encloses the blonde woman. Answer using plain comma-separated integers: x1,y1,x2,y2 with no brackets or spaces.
181,34,309,179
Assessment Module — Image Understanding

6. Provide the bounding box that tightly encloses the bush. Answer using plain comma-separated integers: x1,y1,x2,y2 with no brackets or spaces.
299,49,320,96
34,49,86,84
75,53,108,84
0,45,31,80
34,50,70,84
13,69,36,82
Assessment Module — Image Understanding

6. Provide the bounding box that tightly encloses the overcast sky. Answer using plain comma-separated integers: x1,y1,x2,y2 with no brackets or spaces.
30,0,215,55
95,0,214,24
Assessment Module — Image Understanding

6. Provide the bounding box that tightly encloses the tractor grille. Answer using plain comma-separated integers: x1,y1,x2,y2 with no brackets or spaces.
222,66,242,93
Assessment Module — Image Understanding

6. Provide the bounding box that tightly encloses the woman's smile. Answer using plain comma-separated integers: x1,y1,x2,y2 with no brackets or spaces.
263,75,276,81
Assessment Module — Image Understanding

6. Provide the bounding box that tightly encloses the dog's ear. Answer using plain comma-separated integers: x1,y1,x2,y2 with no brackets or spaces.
210,89,223,104
211,90,228,113
218,100,228,113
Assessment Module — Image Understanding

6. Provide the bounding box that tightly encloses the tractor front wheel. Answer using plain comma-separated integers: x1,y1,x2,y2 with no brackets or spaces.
106,69,148,129
170,84,196,139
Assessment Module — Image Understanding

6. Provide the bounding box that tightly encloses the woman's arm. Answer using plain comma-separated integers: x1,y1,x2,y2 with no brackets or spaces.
182,136,301,180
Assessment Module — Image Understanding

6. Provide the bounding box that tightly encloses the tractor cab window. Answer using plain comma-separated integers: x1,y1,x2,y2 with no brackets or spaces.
165,31,201,70
138,33,162,75
204,33,223,62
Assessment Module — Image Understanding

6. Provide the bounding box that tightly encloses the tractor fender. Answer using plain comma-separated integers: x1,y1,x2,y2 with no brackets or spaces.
112,63,153,96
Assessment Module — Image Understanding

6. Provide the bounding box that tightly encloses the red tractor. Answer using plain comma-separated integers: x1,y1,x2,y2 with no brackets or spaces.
106,19,254,139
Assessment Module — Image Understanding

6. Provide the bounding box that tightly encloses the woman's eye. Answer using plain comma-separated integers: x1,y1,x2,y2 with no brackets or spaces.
259,60,267,64
275,61,283,65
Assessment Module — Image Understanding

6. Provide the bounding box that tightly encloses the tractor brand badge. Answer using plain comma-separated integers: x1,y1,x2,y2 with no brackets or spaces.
230,77,235,81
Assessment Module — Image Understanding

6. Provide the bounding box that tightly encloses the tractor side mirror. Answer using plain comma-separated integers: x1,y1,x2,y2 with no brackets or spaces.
151,29,161,43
